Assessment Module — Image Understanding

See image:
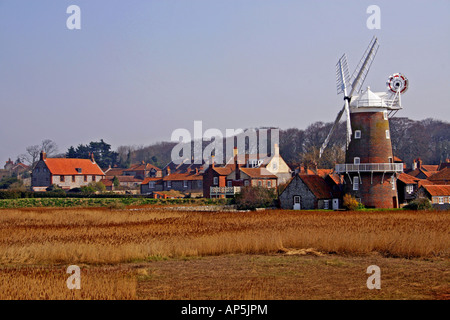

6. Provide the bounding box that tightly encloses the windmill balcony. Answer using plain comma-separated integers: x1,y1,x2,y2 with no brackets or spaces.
335,163,404,174
210,186,242,197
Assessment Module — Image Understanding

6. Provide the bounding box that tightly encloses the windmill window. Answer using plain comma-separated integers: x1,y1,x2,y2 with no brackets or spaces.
383,111,388,120
213,177,218,185
354,157,360,165
355,130,361,139
353,176,359,190
386,130,390,139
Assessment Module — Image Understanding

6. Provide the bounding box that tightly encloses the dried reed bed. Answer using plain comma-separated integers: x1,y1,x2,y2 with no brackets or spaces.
0,265,137,300
0,207,449,265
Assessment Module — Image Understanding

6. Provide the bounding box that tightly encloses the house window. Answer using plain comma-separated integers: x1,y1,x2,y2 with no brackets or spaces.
84,175,87,182
383,111,388,120
36,168,40,173
353,176,359,190
60,175,65,182
438,197,444,204
244,180,249,187
267,180,271,188
355,130,361,139
294,196,300,204
92,176,96,182
258,180,262,187
324,200,330,210
198,180,202,188
213,177,218,185
227,181,232,187
386,130,390,139
183,180,188,188
354,157,360,165
167,181,172,189
406,185,414,194
72,176,76,182
149,181,155,188
272,162,278,171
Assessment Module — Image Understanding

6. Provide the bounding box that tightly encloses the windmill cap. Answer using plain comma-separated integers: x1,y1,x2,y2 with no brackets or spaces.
350,87,387,109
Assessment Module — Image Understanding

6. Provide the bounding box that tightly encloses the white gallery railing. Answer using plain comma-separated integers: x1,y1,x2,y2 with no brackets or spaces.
335,163,404,173
210,186,241,195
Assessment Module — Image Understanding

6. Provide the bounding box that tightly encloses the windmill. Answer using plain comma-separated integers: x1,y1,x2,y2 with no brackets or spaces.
319,36,379,158
320,37,409,208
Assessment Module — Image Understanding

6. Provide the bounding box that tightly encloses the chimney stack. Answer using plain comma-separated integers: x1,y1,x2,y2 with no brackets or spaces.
211,155,215,168
90,152,95,163
274,143,279,156
234,147,240,180
167,167,171,176
40,151,47,161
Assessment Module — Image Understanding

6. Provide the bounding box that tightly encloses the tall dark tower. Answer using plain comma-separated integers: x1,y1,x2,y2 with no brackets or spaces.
320,38,408,208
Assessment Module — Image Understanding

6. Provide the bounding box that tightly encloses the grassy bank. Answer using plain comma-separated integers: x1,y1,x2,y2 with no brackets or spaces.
0,197,232,209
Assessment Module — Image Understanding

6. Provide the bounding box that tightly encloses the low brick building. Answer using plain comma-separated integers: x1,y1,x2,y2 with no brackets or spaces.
31,152,105,190
279,174,340,210
417,185,450,210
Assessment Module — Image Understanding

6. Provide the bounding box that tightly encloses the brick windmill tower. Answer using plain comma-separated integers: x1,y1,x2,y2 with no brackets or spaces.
320,37,408,208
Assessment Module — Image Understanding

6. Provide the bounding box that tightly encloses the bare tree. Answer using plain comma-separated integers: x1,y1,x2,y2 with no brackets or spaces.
19,139,58,168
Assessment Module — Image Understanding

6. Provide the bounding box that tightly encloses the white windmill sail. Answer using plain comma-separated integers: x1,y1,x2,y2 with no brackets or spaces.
319,37,379,158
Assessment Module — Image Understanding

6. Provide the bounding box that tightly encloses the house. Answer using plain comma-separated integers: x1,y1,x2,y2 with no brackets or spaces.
31,152,105,190
437,159,450,171
203,148,279,198
406,158,438,179
100,175,143,191
417,185,450,210
427,167,450,185
140,168,203,196
279,174,340,210
123,162,162,179
396,173,423,205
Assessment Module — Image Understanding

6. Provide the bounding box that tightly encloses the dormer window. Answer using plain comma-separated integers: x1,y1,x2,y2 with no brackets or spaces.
76,168,82,174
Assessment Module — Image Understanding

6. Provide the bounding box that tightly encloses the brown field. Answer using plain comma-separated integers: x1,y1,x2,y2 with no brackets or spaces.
0,206,449,300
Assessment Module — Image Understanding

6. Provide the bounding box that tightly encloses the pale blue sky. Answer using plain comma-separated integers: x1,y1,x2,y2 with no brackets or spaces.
0,0,449,163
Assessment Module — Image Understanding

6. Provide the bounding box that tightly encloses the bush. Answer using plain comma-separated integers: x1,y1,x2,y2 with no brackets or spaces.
404,198,433,210
343,194,362,211
234,186,276,210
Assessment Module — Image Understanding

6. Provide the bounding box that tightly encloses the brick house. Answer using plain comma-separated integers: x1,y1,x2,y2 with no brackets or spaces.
123,162,162,180
203,152,279,198
140,168,203,196
202,145,289,198
396,173,422,205
417,185,450,210
279,174,340,210
31,152,105,191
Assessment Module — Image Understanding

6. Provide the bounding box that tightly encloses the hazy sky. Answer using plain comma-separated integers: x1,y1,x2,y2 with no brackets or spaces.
1,0,449,164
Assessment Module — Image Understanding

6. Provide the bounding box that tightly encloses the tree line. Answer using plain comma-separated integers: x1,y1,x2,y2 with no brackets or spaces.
15,117,450,171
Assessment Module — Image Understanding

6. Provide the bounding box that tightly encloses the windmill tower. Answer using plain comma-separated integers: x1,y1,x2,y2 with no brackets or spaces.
320,37,409,208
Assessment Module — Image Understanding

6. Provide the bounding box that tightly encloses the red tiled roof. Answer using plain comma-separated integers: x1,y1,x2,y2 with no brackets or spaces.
428,168,450,182
125,163,161,172
421,165,439,172
142,177,163,185
298,174,334,199
104,168,125,176
407,168,436,178
421,185,450,196
163,173,203,181
44,158,104,176
397,173,421,185
212,165,236,176
316,169,333,178
239,167,277,179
